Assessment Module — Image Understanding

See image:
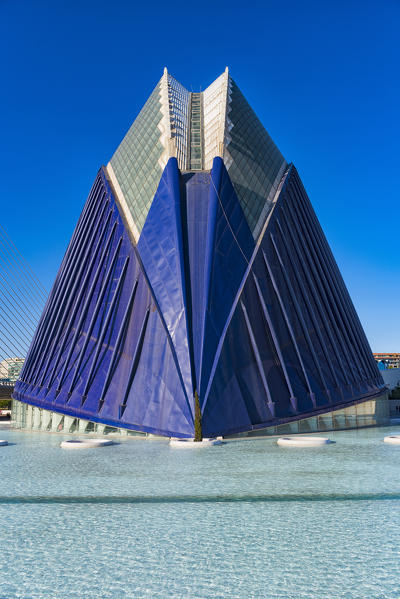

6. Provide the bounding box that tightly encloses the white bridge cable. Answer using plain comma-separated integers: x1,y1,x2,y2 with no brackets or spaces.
0,224,47,381
0,325,28,361
0,249,45,318
0,240,46,313
0,225,47,302
0,272,41,328
0,299,38,357
0,270,43,330
0,235,46,319
0,305,33,352
0,320,28,362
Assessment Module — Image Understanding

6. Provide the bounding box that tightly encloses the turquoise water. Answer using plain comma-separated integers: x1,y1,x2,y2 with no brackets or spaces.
0,424,399,598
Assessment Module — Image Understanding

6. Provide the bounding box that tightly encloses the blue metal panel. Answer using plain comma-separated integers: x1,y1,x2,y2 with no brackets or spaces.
14,168,194,438
199,157,255,401
137,158,193,405
182,171,211,388
201,165,384,437
15,160,384,438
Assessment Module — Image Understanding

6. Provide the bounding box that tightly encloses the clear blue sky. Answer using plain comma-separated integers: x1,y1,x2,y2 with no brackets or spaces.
1,0,399,351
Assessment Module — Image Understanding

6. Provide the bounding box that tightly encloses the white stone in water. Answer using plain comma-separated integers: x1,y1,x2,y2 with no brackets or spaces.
383,435,400,445
277,436,334,447
60,439,114,449
169,437,222,448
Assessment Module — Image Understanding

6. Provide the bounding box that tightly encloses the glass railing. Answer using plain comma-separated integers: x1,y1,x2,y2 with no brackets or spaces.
188,93,203,170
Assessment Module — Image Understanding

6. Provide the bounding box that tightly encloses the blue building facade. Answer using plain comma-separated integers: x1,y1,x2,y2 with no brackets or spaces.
13,70,387,437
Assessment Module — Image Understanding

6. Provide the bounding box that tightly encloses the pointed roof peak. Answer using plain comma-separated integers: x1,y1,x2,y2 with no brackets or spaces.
162,69,229,92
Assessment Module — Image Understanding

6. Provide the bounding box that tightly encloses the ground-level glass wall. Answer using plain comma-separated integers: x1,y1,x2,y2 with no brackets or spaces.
11,400,146,437
228,393,389,438
12,394,389,438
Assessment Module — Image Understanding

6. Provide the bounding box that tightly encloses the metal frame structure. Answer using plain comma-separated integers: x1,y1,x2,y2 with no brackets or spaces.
13,71,387,437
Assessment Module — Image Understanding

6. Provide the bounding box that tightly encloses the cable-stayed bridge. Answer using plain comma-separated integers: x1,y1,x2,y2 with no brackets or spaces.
0,225,47,399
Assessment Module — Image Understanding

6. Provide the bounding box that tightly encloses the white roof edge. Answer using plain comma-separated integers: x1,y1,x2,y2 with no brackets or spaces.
203,69,230,169
105,162,140,244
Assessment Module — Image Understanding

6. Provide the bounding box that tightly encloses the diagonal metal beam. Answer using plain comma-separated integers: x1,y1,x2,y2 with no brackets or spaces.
252,273,297,410
240,301,275,417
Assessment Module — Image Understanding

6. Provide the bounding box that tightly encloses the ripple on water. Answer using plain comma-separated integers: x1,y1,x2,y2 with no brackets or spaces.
0,426,399,598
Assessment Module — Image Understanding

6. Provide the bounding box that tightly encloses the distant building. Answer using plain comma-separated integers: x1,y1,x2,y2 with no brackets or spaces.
380,368,400,390
13,69,388,437
373,353,400,369
0,358,24,383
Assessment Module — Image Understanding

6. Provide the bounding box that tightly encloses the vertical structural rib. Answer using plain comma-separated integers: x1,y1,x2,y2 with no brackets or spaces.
98,279,139,410
81,256,130,402
252,273,297,409
261,250,316,406
240,301,275,416
119,308,150,418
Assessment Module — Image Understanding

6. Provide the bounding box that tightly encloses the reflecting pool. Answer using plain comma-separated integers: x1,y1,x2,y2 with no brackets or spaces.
0,424,399,598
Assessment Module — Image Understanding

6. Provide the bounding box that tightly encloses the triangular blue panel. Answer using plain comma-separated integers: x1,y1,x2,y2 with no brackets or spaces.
14,168,194,437
15,161,385,438
199,158,255,400
137,158,193,404
182,171,210,390
202,165,384,437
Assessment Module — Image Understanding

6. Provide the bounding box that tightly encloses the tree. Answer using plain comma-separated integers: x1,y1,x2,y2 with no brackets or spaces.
194,390,202,442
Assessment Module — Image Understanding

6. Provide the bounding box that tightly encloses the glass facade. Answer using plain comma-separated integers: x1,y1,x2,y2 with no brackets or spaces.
203,72,227,170
109,71,286,241
12,394,389,437
12,399,147,437
225,79,286,239
109,81,164,234
188,93,203,170
167,74,190,169
227,393,389,437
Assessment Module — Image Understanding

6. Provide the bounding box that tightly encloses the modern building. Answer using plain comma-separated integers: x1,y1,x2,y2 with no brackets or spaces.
12,69,388,437
373,353,400,369
0,357,24,384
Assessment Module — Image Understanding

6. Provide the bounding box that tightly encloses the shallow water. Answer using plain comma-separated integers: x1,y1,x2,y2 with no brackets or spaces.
0,424,399,598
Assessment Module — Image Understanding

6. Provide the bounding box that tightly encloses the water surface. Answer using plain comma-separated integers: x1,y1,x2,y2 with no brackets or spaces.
0,424,399,598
